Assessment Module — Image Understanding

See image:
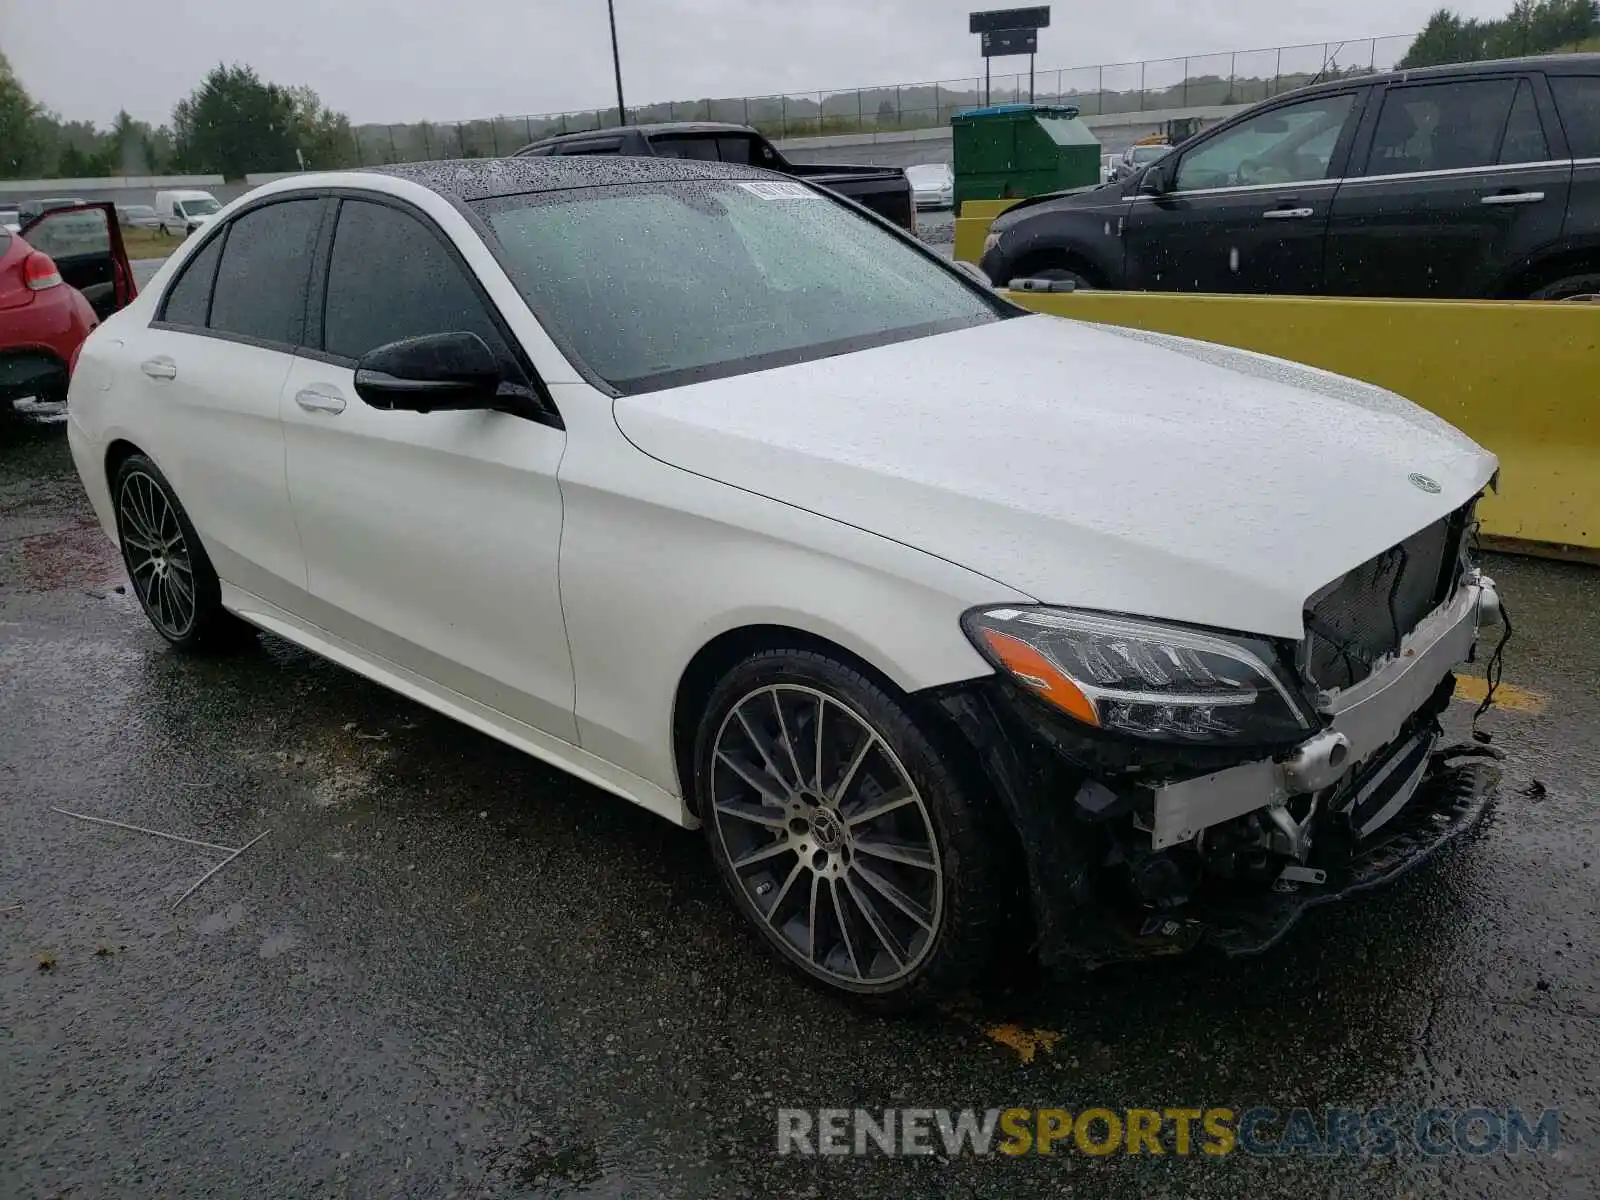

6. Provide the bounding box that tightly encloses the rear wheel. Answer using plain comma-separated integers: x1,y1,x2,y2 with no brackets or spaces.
112,454,253,652
1527,272,1600,301
696,649,1001,1010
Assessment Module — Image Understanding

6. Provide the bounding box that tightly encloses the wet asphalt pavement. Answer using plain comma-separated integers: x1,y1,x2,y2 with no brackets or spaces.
2,409,1597,1199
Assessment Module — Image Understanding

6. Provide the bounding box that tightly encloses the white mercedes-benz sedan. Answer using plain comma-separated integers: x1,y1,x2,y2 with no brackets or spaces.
67,157,1506,1008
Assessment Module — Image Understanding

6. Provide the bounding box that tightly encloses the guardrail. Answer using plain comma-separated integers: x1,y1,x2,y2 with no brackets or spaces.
1003,290,1600,556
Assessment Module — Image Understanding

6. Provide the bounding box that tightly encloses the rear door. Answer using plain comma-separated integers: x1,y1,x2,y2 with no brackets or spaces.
1547,72,1600,291
1322,74,1569,297
131,197,324,609
19,202,136,319
1123,89,1365,294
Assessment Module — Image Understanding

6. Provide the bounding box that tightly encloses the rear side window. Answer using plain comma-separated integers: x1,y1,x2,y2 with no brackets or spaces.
160,235,224,327
1499,80,1550,164
1365,79,1517,175
1550,76,1600,158
208,199,323,346
320,199,508,361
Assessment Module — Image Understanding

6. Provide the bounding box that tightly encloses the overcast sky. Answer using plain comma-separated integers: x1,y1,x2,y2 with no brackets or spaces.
7,0,1514,128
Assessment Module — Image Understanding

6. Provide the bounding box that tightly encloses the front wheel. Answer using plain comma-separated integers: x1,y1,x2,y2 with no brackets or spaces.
113,454,253,653
696,649,1002,1010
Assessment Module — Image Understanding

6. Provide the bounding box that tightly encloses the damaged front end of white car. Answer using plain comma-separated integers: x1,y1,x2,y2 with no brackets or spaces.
932,499,1507,966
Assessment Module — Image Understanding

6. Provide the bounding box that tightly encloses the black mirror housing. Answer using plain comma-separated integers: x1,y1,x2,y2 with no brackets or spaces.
354,331,503,413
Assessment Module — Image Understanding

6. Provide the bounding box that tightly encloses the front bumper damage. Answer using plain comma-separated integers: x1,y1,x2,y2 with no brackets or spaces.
933,573,1504,968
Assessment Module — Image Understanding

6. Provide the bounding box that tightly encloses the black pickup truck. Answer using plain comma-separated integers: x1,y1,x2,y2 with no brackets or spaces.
514,122,917,232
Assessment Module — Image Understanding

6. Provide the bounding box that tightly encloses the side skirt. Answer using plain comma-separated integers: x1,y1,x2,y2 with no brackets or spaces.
220,582,696,830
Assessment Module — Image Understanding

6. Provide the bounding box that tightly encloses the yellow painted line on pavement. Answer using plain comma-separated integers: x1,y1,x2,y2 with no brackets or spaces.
1453,674,1547,715
986,1024,1063,1064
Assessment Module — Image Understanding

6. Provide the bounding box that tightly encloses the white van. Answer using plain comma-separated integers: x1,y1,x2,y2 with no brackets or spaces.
152,189,222,236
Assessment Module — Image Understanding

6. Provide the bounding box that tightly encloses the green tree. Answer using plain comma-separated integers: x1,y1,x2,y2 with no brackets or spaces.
0,51,49,177
172,64,298,178
1401,0,1598,67
285,85,359,169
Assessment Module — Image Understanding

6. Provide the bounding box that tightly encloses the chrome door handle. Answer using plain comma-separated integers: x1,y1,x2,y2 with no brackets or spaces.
140,357,177,380
1481,191,1545,206
1262,207,1314,219
294,387,346,414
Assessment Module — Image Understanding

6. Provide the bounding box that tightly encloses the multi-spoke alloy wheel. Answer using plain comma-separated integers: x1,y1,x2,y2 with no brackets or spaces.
119,469,197,639
698,651,1001,1007
111,453,248,652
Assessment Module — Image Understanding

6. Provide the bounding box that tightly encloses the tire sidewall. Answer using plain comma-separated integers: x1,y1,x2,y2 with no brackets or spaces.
694,649,998,1009
112,453,230,651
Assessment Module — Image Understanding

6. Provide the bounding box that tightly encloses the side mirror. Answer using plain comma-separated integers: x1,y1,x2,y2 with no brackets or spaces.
354,331,503,413
1139,165,1172,196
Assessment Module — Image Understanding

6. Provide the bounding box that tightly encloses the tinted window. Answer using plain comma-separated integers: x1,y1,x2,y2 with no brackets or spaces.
476,179,1000,393
1366,79,1516,175
650,134,776,167
322,200,507,361
1550,76,1600,158
21,207,110,259
208,200,322,346
160,236,224,327
1500,80,1550,164
556,140,620,156
1175,93,1355,191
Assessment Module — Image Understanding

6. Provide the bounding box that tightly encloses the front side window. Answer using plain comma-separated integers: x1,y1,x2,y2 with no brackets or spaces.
475,179,1003,393
321,199,508,362
207,199,322,346
1364,79,1518,175
20,207,111,260
1175,93,1356,191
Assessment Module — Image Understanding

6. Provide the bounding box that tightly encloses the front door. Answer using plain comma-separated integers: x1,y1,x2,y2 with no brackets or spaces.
280,196,577,742
1324,75,1570,298
19,203,136,319
1123,89,1365,294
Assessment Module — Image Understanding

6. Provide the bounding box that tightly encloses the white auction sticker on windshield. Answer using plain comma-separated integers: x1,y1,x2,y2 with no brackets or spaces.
734,181,821,200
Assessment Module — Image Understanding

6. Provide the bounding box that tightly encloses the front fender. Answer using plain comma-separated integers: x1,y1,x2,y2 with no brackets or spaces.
983,201,1129,285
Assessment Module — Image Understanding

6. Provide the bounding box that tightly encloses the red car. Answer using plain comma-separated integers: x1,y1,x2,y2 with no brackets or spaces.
1,202,136,413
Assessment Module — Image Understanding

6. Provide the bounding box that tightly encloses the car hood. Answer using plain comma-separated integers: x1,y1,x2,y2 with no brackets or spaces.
612,315,1496,638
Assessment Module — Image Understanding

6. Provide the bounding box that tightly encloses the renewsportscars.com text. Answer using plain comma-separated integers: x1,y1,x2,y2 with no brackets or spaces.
776,1106,1561,1158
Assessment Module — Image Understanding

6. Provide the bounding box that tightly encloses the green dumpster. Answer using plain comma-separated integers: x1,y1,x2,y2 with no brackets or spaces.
951,103,1102,209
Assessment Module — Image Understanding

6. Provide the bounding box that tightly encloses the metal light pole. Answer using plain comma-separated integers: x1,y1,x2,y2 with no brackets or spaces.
607,0,628,126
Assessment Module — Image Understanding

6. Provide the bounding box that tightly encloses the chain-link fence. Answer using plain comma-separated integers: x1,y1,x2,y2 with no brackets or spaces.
336,34,1416,166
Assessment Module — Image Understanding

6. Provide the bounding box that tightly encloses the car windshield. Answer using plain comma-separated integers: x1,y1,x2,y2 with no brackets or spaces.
180,198,221,216
476,179,1005,393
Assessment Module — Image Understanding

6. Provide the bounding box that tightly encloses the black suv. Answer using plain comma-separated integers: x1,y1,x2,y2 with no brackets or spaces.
981,54,1600,299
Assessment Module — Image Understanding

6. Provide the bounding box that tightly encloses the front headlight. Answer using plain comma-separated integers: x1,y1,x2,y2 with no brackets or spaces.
963,606,1313,745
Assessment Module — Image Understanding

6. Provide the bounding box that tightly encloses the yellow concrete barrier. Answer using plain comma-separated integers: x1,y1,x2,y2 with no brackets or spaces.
953,199,1020,265
1005,290,1600,554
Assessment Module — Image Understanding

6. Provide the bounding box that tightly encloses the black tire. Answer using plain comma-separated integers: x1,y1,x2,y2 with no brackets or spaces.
1527,272,1600,301
695,648,1003,1011
112,453,253,653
